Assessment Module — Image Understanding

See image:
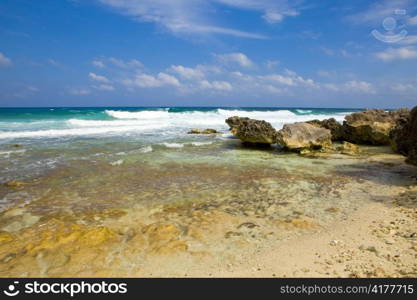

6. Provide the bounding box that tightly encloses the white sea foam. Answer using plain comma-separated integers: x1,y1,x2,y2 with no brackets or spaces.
296,109,313,114
0,149,26,158
0,109,351,140
110,159,124,166
190,141,213,146
162,143,184,148
137,146,153,153
105,109,169,120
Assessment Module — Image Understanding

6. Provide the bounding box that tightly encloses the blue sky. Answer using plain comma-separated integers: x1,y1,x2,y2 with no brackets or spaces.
0,0,416,108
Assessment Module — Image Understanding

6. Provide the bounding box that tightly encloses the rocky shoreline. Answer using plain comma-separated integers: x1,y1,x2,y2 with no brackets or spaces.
0,107,416,278
224,107,417,166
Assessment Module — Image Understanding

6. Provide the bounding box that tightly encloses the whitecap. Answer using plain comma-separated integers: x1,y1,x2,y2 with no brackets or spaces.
162,143,184,148
110,159,124,166
0,149,26,158
137,146,153,153
190,142,213,146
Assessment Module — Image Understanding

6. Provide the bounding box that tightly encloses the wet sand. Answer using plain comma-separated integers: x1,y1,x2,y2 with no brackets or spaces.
0,143,416,277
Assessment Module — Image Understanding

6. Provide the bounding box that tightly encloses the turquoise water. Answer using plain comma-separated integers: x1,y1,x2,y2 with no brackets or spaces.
0,107,359,139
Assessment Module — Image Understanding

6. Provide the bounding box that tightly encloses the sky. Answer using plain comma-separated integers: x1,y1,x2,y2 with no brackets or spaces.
0,0,417,108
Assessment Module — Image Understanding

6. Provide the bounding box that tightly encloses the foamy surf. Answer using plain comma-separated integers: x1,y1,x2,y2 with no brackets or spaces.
161,143,184,148
0,108,355,140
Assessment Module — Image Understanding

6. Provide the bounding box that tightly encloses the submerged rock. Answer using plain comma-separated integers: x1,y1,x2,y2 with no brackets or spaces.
306,118,344,141
276,122,332,151
225,116,277,144
4,181,25,188
188,128,220,134
342,109,409,145
390,106,417,166
337,141,361,156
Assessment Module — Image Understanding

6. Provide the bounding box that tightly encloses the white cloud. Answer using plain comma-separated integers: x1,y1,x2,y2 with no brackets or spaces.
398,35,417,45
322,83,340,92
158,72,181,86
47,59,62,67
93,84,115,91
69,88,91,95
169,65,205,80
265,60,279,69
375,47,417,61
0,52,12,67
92,60,105,68
122,72,181,88
200,80,233,91
346,0,412,25
343,80,375,94
409,15,417,25
89,72,110,83
259,71,316,87
98,0,300,38
321,47,354,57
108,57,143,69
91,57,143,69
215,52,254,68
214,0,299,24
391,83,416,92
261,74,295,86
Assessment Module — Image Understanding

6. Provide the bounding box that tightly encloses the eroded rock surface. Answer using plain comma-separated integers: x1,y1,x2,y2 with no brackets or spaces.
276,122,332,151
343,109,409,145
307,118,344,141
225,116,277,144
390,106,417,166
188,129,219,134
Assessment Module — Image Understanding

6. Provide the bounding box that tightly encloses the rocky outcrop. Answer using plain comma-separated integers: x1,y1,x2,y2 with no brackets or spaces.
225,116,277,144
306,118,344,141
342,109,409,145
337,141,361,156
188,128,219,134
390,106,417,166
276,122,332,151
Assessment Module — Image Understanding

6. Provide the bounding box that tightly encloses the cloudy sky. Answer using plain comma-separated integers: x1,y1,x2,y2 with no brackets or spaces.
0,0,416,108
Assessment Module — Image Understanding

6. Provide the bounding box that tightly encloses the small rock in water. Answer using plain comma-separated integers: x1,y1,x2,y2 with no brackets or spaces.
187,128,219,134
4,181,25,188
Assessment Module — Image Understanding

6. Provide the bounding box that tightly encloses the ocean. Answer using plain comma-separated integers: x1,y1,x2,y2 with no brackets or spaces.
0,107,358,139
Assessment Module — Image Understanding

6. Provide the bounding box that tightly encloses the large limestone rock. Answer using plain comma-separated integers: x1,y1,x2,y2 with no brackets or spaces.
390,106,417,166
342,109,409,145
306,118,344,141
276,122,332,151
225,116,277,144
